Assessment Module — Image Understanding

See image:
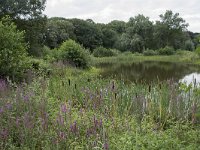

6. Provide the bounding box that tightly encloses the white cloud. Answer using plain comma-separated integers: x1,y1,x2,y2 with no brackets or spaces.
44,0,200,32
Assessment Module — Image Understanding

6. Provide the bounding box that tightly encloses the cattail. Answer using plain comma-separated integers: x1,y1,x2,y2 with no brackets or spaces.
159,83,162,90
115,93,117,99
75,84,77,89
112,81,115,90
149,85,151,92
194,78,197,88
68,79,71,86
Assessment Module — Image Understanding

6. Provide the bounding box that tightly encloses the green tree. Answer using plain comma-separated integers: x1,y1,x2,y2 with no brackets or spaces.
0,0,47,56
59,40,91,68
154,10,189,49
185,40,195,51
102,28,118,48
69,19,103,51
127,14,154,50
108,20,126,34
45,17,75,49
0,17,30,80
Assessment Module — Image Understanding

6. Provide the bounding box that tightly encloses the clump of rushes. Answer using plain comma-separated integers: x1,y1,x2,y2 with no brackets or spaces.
0,68,200,149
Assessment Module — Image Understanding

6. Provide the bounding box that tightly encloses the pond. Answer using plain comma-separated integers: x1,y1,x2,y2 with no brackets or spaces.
96,61,200,84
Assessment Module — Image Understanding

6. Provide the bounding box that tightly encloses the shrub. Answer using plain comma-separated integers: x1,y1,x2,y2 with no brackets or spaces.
143,49,158,56
93,47,120,57
59,40,91,68
30,58,51,75
195,47,200,57
185,40,195,51
122,51,133,56
158,46,175,55
0,16,30,81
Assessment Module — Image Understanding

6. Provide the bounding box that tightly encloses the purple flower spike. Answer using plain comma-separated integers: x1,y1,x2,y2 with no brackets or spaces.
0,107,4,114
6,103,12,110
0,79,7,91
104,142,109,150
60,103,67,113
0,129,9,140
56,114,64,126
23,95,30,102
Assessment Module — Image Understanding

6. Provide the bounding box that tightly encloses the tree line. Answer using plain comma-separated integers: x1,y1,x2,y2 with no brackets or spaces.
0,0,200,57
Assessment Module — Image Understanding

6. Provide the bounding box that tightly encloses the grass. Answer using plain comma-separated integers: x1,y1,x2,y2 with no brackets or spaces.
1,62,200,149
92,51,200,65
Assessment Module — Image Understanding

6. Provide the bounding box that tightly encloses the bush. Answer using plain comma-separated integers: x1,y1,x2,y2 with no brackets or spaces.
185,40,195,51
158,46,175,55
122,51,133,56
30,58,51,75
143,49,158,56
93,47,120,57
59,40,91,68
0,16,30,81
195,47,200,57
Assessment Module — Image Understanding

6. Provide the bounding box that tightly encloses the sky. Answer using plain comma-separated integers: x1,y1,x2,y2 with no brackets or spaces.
44,0,200,32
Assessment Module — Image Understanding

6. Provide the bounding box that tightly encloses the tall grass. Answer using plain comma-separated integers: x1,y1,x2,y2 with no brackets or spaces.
93,52,199,65
0,66,200,149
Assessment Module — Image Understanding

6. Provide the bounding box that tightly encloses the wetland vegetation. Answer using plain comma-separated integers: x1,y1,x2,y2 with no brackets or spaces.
1,0,200,149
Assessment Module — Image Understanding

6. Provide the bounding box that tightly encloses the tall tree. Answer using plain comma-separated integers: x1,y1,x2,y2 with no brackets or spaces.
154,10,189,49
127,14,154,50
69,18,103,51
0,0,47,56
45,17,75,49
108,20,126,34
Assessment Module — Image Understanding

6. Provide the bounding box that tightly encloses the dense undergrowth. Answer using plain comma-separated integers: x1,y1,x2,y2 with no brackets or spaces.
1,63,200,149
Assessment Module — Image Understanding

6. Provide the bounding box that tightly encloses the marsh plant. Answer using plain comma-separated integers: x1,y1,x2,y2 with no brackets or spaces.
0,67,200,149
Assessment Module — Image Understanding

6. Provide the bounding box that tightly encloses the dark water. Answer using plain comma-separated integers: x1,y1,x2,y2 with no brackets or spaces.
96,61,200,84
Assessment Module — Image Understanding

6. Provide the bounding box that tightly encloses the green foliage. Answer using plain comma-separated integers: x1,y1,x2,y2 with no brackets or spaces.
102,28,118,48
195,47,200,57
30,58,51,75
0,0,47,57
0,16,30,80
143,49,158,56
185,40,195,51
45,18,75,49
59,40,91,68
154,10,189,49
1,66,200,149
70,18,103,51
158,46,175,55
93,47,120,57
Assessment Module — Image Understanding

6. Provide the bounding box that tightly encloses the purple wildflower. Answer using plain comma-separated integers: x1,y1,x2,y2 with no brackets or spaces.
60,103,67,113
104,142,109,150
0,107,4,114
23,94,30,102
0,79,7,91
23,112,34,129
56,114,64,126
59,131,66,140
16,117,20,127
0,129,9,140
70,121,78,134
6,103,12,110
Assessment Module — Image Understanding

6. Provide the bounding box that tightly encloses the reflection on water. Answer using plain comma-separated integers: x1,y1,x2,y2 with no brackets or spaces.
96,61,200,83
180,73,200,86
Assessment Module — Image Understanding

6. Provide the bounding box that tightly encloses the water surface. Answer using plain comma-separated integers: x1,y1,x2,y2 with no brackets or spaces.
96,61,200,84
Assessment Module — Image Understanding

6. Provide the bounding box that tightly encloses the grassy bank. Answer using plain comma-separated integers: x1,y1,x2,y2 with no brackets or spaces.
1,64,200,149
93,51,200,65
